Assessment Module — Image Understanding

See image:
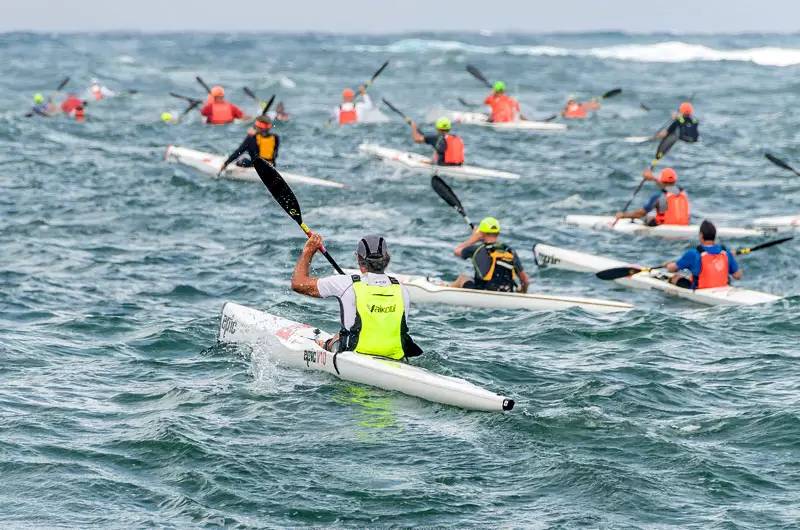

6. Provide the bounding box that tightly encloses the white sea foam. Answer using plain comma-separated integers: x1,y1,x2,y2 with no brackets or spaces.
350,39,800,67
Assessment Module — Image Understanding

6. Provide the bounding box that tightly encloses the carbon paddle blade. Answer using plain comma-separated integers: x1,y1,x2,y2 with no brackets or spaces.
369,60,389,84
654,132,679,164
253,158,303,226
603,88,622,99
56,77,71,91
432,176,465,214
179,99,201,118
195,76,211,93
596,266,645,281
466,64,491,88
243,86,257,100
765,153,800,175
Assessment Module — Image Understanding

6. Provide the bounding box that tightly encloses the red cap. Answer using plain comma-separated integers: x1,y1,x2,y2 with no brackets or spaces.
679,102,693,115
660,167,677,184
342,88,355,101
254,119,271,130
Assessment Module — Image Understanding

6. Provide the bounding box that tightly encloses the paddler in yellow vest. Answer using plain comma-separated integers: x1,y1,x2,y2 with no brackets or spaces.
219,116,280,174
452,217,530,292
291,233,422,358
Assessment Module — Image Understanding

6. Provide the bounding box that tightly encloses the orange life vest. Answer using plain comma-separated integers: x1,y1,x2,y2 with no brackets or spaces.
434,134,465,165
339,103,357,124
655,190,690,225
208,102,235,125
696,247,730,289
486,94,518,123
74,106,85,122
563,103,588,119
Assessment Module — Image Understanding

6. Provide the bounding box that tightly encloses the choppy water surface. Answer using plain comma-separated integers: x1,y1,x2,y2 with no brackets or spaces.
2,31,800,527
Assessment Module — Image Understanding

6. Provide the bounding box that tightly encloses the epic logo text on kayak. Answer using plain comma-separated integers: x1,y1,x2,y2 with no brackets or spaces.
367,304,396,313
304,349,326,367
220,315,237,337
538,254,560,266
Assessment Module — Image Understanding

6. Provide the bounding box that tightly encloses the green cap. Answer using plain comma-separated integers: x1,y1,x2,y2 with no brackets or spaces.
435,117,451,131
478,216,500,234
33,93,44,104
160,112,174,122
493,81,506,92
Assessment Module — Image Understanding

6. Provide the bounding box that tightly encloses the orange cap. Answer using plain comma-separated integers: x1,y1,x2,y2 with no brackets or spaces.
254,118,272,130
679,102,693,115
660,167,677,184
342,88,355,101
210,85,225,97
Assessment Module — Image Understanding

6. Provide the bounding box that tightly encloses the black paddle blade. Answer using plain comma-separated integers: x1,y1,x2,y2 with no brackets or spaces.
260,94,276,115
603,88,622,99
654,132,679,162
466,64,491,87
180,99,201,118
170,92,199,103
541,114,558,122
431,175,465,214
596,266,644,281
737,236,794,255
56,77,70,91
243,86,257,100
765,153,799,174
370,60,389,83
196,76,211,93
640,102,651,111
458,97,479,108
253,158,303,226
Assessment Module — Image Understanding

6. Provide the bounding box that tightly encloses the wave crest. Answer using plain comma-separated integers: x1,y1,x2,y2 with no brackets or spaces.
349,39,800,67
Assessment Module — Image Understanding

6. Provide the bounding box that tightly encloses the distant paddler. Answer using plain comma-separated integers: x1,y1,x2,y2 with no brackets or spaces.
452,217,530,293
614,167,690,226
88,78,116,100
219,116,280,174
560,89,621,119
410,117,465,166
333,60,389,126
60,92,87,122
30,93,57,117
656,102,699,142
273,101,289,121
665,220,741,287
60,92,85,114
200,85,250,125
561,94,600,119
484,81,522,123
291,233,423,358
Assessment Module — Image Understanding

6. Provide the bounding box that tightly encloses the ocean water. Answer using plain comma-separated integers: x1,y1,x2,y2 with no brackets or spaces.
2,31,800,527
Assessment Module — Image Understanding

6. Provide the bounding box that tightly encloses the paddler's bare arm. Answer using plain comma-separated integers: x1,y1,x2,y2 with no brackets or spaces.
615,207,646,220
518,270,530,293
291,233,322,297
410,121,425,143
453,228,482,257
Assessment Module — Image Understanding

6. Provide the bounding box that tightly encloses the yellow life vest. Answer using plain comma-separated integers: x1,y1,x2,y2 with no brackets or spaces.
256,133,277,162
349,275,406,360
477,244,517,283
